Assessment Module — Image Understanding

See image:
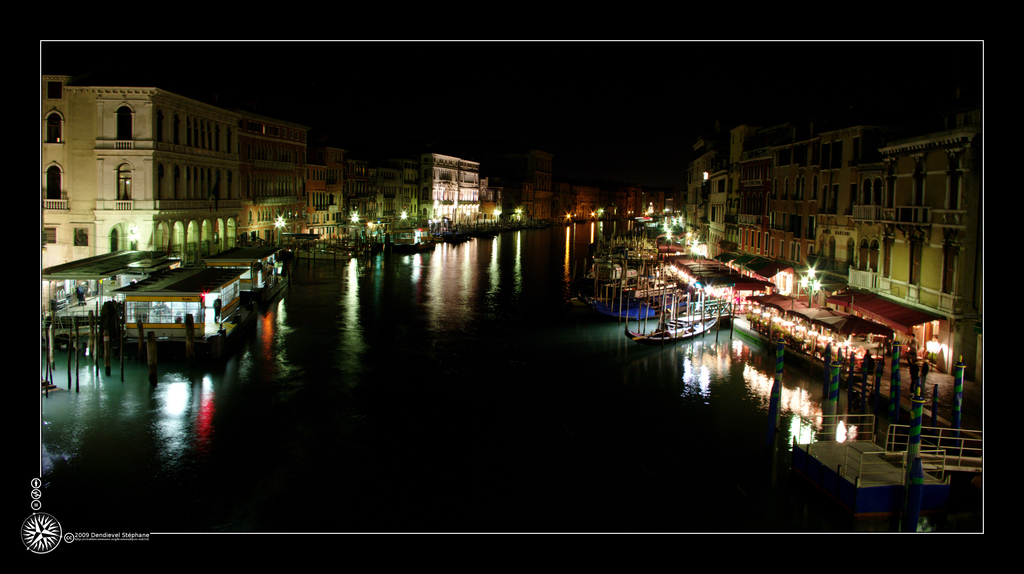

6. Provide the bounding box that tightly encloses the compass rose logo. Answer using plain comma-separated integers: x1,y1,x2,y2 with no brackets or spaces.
21,513,62,554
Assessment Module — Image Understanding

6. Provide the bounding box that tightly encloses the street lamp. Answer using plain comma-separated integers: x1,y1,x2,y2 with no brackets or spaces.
275,215,284,246
800,267,822,307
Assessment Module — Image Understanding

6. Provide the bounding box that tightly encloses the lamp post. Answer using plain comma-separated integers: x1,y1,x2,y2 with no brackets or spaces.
800,267,822,307
275,215,284,246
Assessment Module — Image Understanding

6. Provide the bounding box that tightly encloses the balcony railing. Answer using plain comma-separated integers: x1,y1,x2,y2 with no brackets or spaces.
44,199,68,211
854,273,962,316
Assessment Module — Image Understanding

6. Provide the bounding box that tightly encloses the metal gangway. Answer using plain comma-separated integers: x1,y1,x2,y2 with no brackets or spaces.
885,423,983,474
792,414,952,487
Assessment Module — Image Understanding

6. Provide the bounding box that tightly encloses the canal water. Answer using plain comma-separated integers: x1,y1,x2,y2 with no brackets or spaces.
37,223,981,534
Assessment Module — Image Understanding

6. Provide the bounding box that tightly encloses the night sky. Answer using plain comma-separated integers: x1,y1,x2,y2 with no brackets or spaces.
40,40,983,190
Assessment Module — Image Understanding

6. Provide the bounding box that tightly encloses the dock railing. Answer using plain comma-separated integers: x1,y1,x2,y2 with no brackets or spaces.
885,423,982,474
800,413,878,444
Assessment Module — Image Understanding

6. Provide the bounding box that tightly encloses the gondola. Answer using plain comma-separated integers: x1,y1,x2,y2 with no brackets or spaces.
580,292,659,320
624,316,718,345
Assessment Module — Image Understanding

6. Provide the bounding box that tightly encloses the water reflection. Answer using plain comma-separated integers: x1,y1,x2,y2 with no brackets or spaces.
39,224,977,533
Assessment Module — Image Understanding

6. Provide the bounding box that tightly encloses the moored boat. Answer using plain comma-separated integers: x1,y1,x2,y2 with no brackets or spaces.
393,229,436,253
624,316,718,345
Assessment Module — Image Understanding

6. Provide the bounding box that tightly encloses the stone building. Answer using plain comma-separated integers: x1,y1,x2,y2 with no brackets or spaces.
42,75,244,269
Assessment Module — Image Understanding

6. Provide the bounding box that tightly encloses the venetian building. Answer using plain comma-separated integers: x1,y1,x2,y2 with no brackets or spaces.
421,153,480,227
807,126,887,277
388,157,421,228
764,123,817,269
306,141,347,241
236,112,309,246
737,125,774,258
482,149,553,221
345,158,371,225
686,126,729,255
865,104,982,380
42,75,243,269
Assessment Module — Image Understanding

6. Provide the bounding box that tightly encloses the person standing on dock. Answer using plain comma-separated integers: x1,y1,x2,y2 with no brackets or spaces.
907,333,918,367
214,297,222,323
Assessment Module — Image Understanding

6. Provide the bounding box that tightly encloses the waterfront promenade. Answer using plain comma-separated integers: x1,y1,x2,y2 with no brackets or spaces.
732,316,983,433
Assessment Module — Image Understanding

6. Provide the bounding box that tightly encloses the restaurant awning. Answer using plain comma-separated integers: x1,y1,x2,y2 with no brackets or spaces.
826,291,943,335
812,313,894,337
751,261,793,279
715,252,741,263
746,293,794,312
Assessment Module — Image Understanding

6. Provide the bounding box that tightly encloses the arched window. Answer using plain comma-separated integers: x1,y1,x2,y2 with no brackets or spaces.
173,114,180,145
869,239,880,272
859,238,870,270
174,165,181,199
117,164,132,200
46,165,62,200
46,113,62,143
156,110,164,142
110,227,119,253
157,164,165,197
116,106,133,141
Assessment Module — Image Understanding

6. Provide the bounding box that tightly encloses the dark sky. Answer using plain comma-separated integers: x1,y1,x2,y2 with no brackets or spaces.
40,40,983,190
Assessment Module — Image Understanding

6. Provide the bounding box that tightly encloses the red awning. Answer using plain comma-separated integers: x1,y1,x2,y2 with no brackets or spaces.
751,261,793,279
826,291,942,335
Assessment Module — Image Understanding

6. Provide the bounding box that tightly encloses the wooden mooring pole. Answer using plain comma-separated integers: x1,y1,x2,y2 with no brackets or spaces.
185,314,195,361
89,311,96,375
147,331,158,385
67,322,72,389
137,320,145,361
75,324,80,392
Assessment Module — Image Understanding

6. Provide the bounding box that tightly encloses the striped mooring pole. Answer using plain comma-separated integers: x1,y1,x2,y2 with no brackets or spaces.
902,457,925,532
874,357,884,417
953,356,965,436
823,343,831,398
766,338,784,447
902,390,927,532
889,339,902,422
825,358,840,438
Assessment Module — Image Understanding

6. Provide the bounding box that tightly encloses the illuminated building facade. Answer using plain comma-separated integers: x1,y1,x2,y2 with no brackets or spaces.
867,104,981,379
236,112,309,246
42,75,243,269
420,153,480,226
306,140,347,240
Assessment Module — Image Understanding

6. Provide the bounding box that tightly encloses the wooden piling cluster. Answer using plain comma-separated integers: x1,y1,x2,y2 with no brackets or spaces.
41,302,192,391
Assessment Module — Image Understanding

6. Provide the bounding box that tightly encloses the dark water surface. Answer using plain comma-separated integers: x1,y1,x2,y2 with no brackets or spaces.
37,224,979,534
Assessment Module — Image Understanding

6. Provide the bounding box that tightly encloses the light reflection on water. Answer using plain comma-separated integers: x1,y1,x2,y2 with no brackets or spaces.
38,224,977,533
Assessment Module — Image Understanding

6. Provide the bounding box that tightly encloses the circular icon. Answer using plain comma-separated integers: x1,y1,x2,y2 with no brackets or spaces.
21,513,62,554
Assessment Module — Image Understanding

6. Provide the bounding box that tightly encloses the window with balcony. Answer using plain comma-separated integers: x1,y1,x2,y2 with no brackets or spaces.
909,240,922,284
947,156,962,210
46,113,62,143
118,165,132,200
116,106,133,141
46,166,62,200
942,243,956,294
